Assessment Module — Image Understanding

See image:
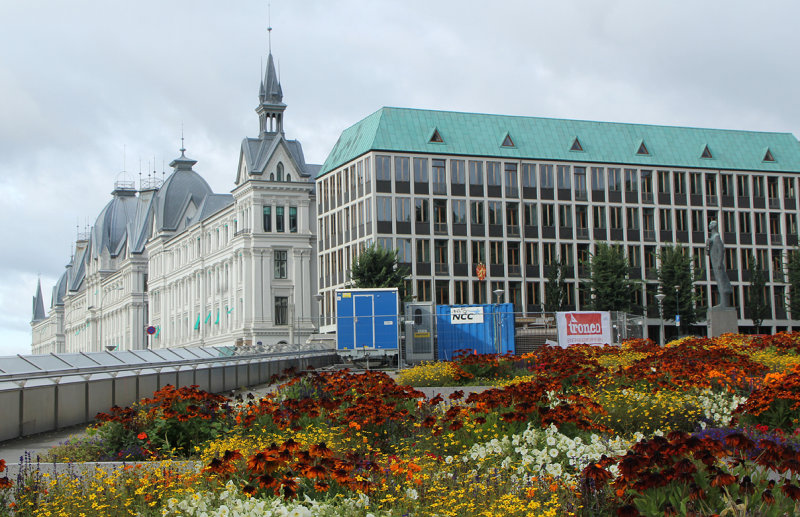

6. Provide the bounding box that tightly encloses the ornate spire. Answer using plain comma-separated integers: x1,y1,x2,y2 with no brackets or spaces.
32,278,46,322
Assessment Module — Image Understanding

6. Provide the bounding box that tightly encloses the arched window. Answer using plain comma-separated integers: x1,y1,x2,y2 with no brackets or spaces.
270,173,275,181
277,162,284,182
286,174,291,182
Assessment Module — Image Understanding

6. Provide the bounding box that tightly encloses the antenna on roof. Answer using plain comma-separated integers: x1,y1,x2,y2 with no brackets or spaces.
123,144,127,174
267,2,272,54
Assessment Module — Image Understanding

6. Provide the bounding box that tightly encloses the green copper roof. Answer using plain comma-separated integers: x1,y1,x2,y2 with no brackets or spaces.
318,107,800,177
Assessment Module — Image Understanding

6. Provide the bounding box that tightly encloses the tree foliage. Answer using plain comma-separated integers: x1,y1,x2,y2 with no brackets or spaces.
544,256,570,312
349,244,410,299
746,253,771,332
583,243,635,312
657,245,703,330
788,249,800,319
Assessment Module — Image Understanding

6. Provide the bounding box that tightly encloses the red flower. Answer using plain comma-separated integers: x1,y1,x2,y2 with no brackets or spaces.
137,432,148,440
581,463,613,487
781,482,800,501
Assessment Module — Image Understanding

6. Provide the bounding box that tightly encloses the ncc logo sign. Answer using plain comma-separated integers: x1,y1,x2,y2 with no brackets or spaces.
450,306,484,324
556,311,612,346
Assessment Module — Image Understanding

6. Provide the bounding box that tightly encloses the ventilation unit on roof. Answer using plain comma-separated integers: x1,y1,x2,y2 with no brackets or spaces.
570,137,583,152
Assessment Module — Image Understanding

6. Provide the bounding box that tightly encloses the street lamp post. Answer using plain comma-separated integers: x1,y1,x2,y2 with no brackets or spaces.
493,288,504,354
674,284,680,335
655,293,666,347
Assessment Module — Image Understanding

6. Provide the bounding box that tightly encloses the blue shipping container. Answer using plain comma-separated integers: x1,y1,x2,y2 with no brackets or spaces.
336,288,399,352
436,304,515,360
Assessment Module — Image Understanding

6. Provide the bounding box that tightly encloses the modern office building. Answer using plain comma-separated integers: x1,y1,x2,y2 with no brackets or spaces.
315,107,800,336
31,51,319,354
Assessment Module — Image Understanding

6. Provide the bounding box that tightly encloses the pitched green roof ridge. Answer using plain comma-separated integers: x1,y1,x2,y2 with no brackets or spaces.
318,107,800,177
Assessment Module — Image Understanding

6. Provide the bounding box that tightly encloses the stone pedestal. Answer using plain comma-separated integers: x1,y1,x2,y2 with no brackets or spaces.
707,307,738,337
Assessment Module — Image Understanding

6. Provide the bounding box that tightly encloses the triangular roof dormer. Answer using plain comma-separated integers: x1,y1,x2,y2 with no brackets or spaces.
701,144,713,159
636,140,649,155
428,127,444,143
763,148,775,162
501,132,515,148
570,137,584,152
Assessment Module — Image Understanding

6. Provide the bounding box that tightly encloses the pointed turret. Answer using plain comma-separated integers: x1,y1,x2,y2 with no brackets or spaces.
256,52,286,135
32,279,46,322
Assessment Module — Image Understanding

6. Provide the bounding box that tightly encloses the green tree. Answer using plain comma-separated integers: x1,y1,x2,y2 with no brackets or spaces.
787,249,800,319
657,245,703,332
544,256,570,312
583,243,635,312
746,253,770,333
349,244,410,299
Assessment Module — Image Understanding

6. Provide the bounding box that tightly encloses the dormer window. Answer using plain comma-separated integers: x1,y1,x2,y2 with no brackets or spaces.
701,145,713,159
763,148,775,162
501,133,515,147
429,128,444,143
277,162,284,181
636,141,649,155
570,137,584,152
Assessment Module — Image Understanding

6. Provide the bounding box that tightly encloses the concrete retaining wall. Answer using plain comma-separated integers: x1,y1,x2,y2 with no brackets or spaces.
0,353,337,443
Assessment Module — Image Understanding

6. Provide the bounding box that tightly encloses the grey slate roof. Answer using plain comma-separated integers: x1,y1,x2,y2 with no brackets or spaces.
240,135,314,178
154,150,213,232
91,187,138,259
178,193,234,232
259,53,284,106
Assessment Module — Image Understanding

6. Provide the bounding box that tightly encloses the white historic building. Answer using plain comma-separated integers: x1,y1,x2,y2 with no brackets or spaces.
31,52,318,354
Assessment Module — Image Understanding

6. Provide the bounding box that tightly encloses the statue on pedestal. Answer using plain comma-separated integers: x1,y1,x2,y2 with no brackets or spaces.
706,221,733,308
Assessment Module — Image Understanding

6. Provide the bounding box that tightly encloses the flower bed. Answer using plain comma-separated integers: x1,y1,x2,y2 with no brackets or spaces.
2,333,800,516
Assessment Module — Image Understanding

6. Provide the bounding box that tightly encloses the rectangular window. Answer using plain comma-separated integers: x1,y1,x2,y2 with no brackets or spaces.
628,246,640,268
506,202,519,228
274,296,288,325
785,177,796,198
376,155,391,181
416,239,430,262
472,241,486,264
415,198,429,223
453,240,467,264
676,210,687,232
643,208,655,232
557,165,571,189
433,199,448,231
591,167,604,190
263,205,272,232
451,159,465,185
505,163,518,195
787,213,798,234
659,209,672,231
540,164,554,188
626,207,639,230
542,204,555,227
289,206,297,233
413,158,428,182
452,199,466,224
432,159,447,194
377,237,392,250
721,174,733,197
609,207,622,229
490,241,504,265
487,161,502,186
488,201,503,225
473,281,486,304
755,212,766,234
559,204,572,227
706,174,717,196
593,206,606,229
723,211,736,233
737,175,749,197
453,280,468,305
543,242,556,266
624,169,638,192
397,238,412,263
574,167,587,197
469,160,483,185
470,200,484,224
377,197,392,221
753,177,764,197
691,210,703,232
525,242,539,266
673,171,686,194
641,170,653,195
608,168,622,191
395,198,411,222
276,206,285,232
522,163,536,187
657,170,670,194
274,250,287,279
435,240,448,269
394,156,410,181
560,243,574,266
417,280,431,302
739,212,751,234
690,173,702,195
523,202,537,226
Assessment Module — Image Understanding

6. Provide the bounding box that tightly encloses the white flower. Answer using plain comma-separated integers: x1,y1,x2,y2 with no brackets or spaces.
549,448,559,458
406,487,419,500
445,455,453,464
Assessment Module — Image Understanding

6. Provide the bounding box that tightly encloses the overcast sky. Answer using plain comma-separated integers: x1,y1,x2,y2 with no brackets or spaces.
1,0,798,356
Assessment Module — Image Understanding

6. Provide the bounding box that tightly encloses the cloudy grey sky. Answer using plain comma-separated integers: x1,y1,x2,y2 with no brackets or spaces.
1,0,798,356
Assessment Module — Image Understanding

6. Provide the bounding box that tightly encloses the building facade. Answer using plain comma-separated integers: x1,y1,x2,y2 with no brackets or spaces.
31,51,318,354
315,107,800,336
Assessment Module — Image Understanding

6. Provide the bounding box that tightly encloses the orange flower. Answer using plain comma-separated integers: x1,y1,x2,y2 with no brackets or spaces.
137,432,148,440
